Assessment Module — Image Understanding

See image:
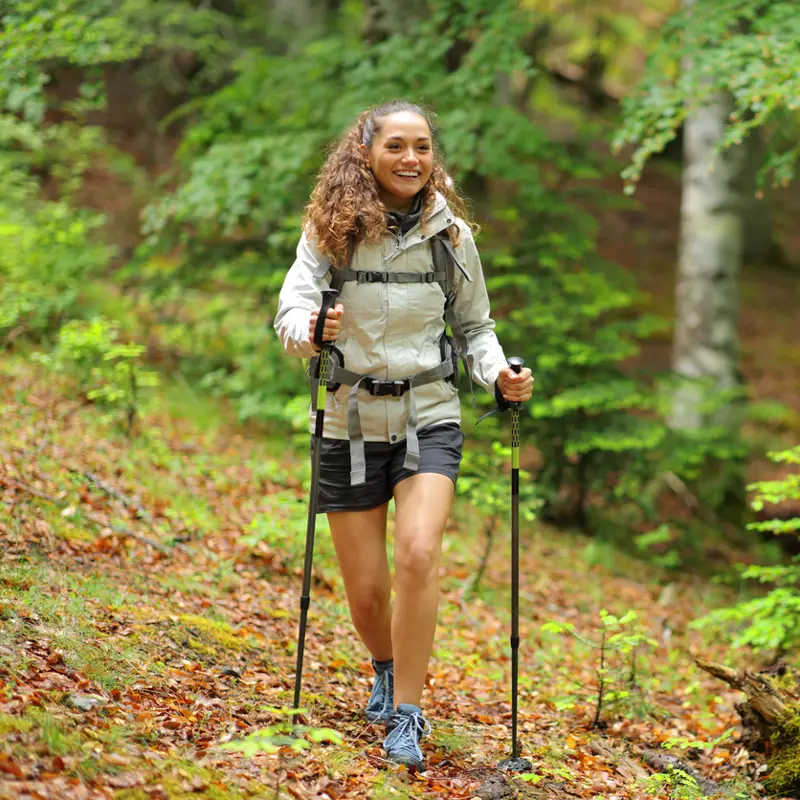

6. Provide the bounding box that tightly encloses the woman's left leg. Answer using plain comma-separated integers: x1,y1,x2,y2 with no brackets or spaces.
391,472,454,708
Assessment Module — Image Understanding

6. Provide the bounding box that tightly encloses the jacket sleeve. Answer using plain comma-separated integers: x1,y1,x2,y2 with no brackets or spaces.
450,224,508,392
273,232,330,359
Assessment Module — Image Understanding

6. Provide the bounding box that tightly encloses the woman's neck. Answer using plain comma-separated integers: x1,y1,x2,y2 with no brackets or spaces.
380,191,413,214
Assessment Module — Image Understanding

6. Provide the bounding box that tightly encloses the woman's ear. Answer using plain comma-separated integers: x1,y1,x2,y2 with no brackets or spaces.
359,142,373,172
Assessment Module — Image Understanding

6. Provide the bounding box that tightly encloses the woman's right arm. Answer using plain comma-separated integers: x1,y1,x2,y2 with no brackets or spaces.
274,233,330,358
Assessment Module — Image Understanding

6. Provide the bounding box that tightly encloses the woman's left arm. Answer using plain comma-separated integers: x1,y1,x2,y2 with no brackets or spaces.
450,226,533,403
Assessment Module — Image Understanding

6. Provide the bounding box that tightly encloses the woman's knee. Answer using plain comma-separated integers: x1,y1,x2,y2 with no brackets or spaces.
348,583,391,626
394,533,441,585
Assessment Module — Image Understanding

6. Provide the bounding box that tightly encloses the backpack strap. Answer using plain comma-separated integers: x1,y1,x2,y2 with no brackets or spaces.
334,269,447,285
431,229,475,402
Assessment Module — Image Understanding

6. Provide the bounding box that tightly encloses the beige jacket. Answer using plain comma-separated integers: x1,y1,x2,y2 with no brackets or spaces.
274,193,508,441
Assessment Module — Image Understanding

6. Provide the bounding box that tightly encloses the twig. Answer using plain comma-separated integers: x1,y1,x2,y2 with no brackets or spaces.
2,476,172,554
67,465,156,526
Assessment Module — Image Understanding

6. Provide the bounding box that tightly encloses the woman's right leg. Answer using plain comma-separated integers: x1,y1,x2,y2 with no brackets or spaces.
327,503,393,661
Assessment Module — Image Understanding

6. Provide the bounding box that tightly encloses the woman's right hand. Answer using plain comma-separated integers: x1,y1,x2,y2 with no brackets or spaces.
309,303,344,350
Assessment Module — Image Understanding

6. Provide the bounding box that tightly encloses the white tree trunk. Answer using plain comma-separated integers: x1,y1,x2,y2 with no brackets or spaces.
671,84,746,430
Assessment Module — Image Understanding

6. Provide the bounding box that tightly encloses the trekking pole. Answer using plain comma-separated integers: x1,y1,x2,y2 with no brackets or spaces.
498,356,532,772
293,288,339,713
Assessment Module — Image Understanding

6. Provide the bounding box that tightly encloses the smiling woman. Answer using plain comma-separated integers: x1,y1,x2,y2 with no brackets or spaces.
302,101,472,268
274,99,534,772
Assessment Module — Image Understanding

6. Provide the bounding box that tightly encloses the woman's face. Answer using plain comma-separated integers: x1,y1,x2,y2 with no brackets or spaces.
366,111,433,212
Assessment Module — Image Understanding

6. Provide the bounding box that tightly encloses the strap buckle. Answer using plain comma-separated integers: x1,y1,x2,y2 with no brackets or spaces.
357,271,389,283
365,378,410,397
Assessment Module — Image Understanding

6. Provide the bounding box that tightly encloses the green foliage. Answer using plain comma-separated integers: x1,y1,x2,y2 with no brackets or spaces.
660,729,734,753
636,766,709,800
692,446,800,655
0,159,114,341
36,318,159,431
1,0,743,526
542,609,658,726
458,437,540,520
218,706,342,757
615,0,800,190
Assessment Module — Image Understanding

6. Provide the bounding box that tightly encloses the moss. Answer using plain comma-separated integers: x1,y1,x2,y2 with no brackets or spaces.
187,636,218,657
765,708,800,796
55,526,95,543
178,614,253,653
0,712,34,735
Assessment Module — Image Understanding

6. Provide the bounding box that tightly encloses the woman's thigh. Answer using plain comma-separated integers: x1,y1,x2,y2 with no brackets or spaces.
327,504,391,591
392,473,454,578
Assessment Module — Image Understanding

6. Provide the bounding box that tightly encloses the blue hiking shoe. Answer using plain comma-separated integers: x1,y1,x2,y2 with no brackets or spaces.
383,703,431,771
365,658,394,723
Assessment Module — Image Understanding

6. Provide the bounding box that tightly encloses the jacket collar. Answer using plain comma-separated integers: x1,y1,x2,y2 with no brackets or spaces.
386,191,455,260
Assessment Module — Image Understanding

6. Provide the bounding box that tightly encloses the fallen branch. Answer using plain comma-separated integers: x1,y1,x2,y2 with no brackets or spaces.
697,656,800,797
67,465,157,526
696,657,790,726
3,476,172,554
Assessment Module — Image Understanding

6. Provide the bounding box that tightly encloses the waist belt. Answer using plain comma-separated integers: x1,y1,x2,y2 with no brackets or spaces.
313,359,454,486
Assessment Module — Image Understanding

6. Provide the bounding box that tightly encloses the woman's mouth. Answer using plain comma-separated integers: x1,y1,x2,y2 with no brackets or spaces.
394,171,420,181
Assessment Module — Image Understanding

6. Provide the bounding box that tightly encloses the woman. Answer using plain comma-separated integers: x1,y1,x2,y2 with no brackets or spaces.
274,100,533,771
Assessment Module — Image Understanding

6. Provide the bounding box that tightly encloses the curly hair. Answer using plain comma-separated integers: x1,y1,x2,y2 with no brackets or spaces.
303,101,474,268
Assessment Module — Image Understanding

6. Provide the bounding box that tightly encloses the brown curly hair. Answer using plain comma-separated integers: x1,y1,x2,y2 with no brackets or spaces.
303,101,474,268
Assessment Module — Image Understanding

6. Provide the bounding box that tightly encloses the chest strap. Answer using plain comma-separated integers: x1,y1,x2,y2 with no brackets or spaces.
334,269,447,285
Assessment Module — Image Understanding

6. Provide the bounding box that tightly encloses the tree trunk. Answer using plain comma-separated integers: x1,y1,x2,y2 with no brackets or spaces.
670,80,745,431
697,657,800,797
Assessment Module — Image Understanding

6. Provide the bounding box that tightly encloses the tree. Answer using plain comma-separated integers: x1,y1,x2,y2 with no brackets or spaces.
671,82,745,431
615,0,800,192
615,0,800,433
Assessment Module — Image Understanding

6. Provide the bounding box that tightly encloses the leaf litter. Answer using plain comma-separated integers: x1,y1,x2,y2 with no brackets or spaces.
0,358,778,799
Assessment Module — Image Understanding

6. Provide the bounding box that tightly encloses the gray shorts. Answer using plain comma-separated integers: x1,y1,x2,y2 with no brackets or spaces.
315,423,464,514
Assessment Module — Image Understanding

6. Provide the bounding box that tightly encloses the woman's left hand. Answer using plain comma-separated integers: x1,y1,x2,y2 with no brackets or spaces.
497,366,534,403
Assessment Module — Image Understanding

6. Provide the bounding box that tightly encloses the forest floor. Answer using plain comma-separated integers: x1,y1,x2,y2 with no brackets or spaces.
0,353,791,800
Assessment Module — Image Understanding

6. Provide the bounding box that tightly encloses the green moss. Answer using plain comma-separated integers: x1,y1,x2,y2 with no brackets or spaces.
54,526,96,543
765,708,800,796
178,614,253,653
187,636,219,657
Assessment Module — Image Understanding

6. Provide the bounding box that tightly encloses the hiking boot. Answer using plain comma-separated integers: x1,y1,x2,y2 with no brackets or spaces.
383,703,431,771
365,658,394,723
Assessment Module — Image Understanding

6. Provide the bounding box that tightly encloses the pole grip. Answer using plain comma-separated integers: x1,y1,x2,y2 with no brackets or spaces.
507,357,524,410
313,289,339,349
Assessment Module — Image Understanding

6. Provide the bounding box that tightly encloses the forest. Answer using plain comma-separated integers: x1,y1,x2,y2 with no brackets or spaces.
1,0,799,798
